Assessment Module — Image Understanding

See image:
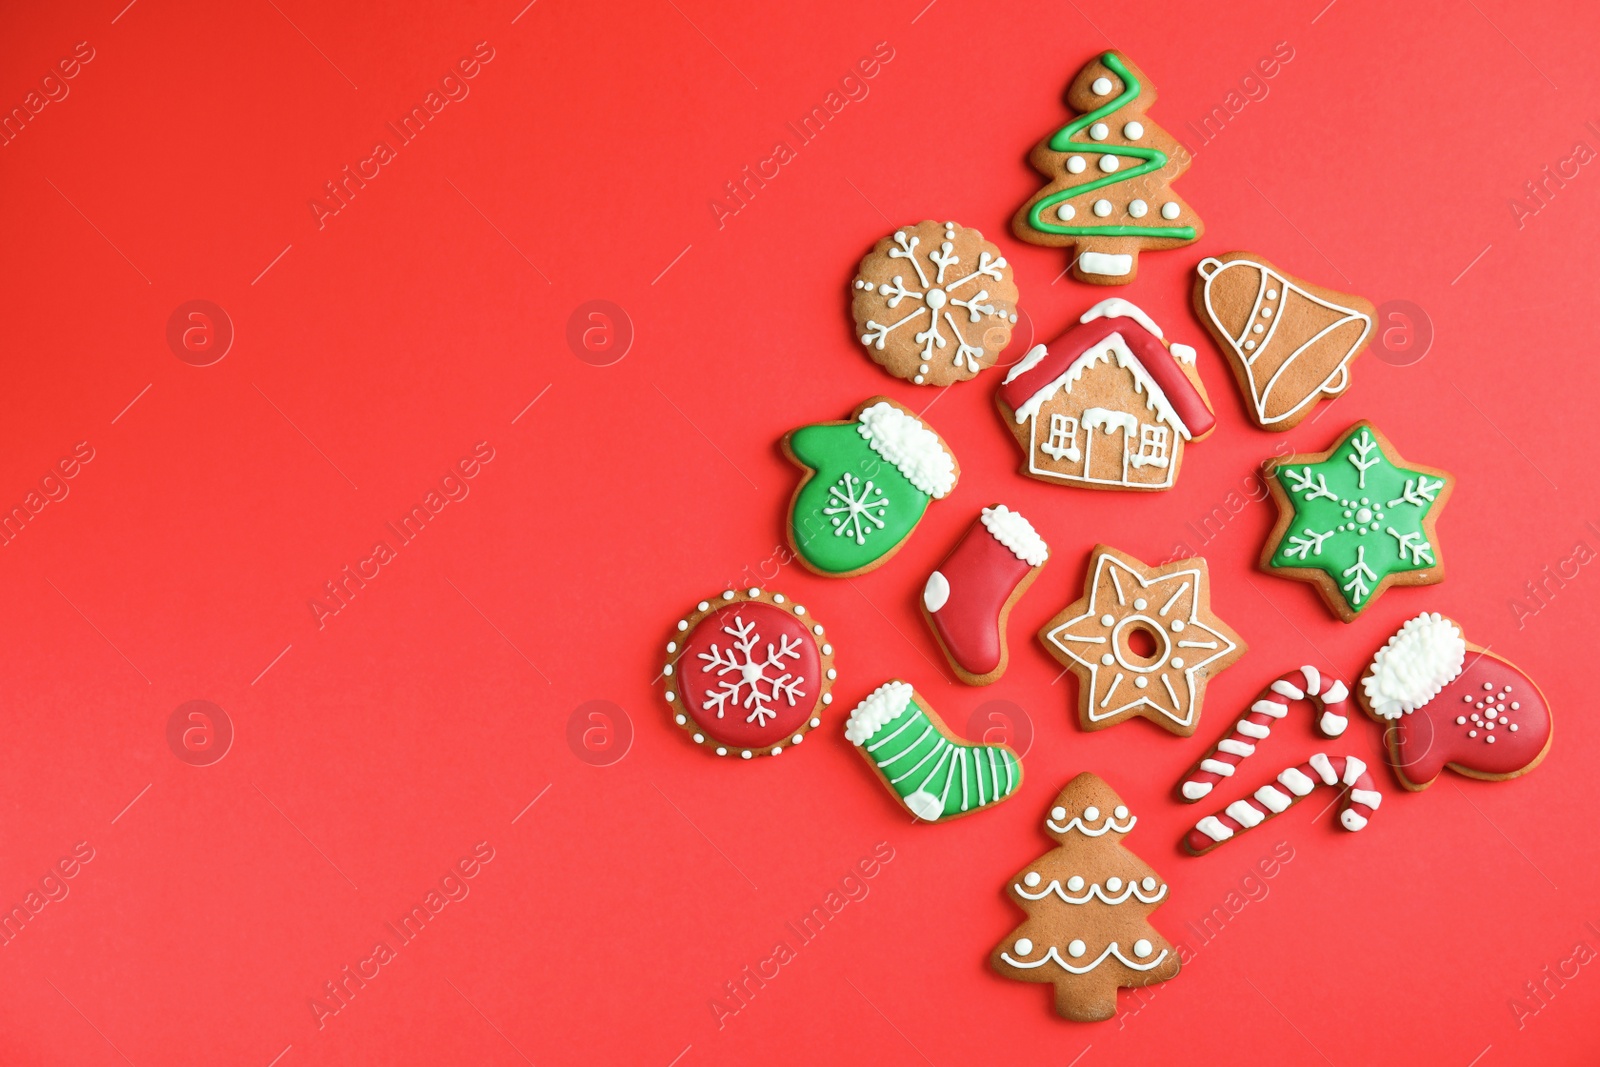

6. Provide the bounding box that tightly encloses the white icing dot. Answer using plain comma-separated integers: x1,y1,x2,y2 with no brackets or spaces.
1015,938,1034,955
1512,701,1520,710
1141,876,1157,891
1468,730,1477,738
1051,806,1067,821
1456,716,1466,725
1098,154,1119,173
813,624,824,635
1135,677,1148,689
822,644,833,655
1067,875,1086,891
1101,614,1115,626
1068,939,1087,958
1106,877,1123,892
1128,199,1148,218
1499,716,1509,724
698,601,710,611
1161,202,1180,219
794,605,806,615
1171,620,1185,632
1123,121,1144,140
1091,77,1113,95
665,691,675,702
693,733,704,742
1245,340,1257,350
1134,939,1153,958
1101,653,1115,666
1024,872,1042,887
748,587,760,597
1133,598,1147,610
822,693,832,705
741,750,752,759
1462,695,1472,702
792,734,803,743
722,590,735,600
1084,806,1100,821
771,746,782,755
675,713,686,724
666,641,677,653
810,717,821,727
716,747,727,755
773,594,785,603
827,668,836,680
1093,199,1112,217
1487,735,1497,744
1067,155,1087,174
1262,307,1273,318
1484,682,1494,690
677,620,688,632
663,664,674,676
1114,805,1128,819
1089,122,1109,141
1253,324,1265,334
1056,203,1076,221
1510,723,1519,731
1267,289,1279,299
1171,657,1184,668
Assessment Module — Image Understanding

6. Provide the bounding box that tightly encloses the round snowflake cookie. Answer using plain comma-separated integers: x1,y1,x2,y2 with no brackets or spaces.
852,220,1020,386
661,588,836,759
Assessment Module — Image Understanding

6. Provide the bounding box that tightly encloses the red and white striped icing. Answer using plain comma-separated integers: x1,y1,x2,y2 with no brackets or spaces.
1179,665,1350,802
1184,753,1381,854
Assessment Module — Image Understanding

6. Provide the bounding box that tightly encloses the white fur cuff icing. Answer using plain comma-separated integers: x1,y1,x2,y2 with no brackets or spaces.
845,681,914,745
981,505,1048,566
855,402,957,498
1362,612,1466,720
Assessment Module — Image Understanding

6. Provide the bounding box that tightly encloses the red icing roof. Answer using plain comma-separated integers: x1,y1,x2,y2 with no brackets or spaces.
997,315,1215,439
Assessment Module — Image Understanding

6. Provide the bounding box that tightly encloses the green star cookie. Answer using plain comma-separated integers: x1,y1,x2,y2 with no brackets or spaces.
1261,422,1452,622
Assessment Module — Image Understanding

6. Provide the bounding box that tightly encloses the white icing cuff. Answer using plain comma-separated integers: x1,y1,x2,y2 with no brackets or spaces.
1254,786,1292,813
981,504,1048,565
923,571,950,613
845,681,914,745
1308,753,1338,785
1350,788,1383,809
1340,810,1369,832
1181,781,1212,801
855,402,957,498
1195,816,1233,842
1199,758,1235,777
1279,767,1315,796
1225,800,1264,828
1251,699,1288,719
1078,297,1164,339
1299,665,1321,696
1342,756,1368,785
1362,612,1466,719
1079,251,1133,276
1217,738,1255,757
1236,719,1271,739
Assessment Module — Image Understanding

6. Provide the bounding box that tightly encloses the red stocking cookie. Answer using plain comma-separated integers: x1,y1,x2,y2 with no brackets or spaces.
1178,665,1351,801
1184,754,1381,855
1358,612,1553,791
923,505,1049,685
660,588,835,759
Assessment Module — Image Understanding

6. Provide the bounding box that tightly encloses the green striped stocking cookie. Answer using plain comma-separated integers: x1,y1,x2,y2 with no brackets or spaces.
846,681,1022,821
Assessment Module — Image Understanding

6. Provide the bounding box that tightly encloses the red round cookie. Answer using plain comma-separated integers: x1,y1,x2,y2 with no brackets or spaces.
662,589,835,758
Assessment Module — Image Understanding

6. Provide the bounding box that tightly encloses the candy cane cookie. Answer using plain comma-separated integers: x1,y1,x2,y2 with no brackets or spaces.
1178,665,1349,801
1183,753,1380,855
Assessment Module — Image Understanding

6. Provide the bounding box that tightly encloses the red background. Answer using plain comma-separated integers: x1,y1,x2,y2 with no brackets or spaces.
1,0,1597,1063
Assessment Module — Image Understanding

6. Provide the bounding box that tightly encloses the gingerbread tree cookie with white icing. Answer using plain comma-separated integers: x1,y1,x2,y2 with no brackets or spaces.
1012,51,1202,285
992,773,1180,1021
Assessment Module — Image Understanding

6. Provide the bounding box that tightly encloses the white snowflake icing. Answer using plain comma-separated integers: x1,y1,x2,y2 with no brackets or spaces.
697,614,807,727
856,222,1017,384
823,472,887,546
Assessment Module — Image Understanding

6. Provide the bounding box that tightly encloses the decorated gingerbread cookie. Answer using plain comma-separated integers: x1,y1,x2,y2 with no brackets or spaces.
992,773,1180,1022
1359,612,1553,791
1012,51,1202,285
1261,421,1452,621
845,681,1021,821
995,298,1213,492
1193,253,1374,430
852,220,1020,386
660,588,835,758
923,505,1049,686
1039,545,1244,737
1183,752,1381,855
1179,665,1351,802
783,397,958,577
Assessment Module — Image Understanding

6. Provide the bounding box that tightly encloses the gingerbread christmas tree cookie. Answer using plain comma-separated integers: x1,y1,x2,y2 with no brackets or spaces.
991,773,1180,1021
783,397,959,577
1039,545,1244,737
1261,422,1452,621
1012,51,1202,285
852,220,1019,386
1193,252,1374,430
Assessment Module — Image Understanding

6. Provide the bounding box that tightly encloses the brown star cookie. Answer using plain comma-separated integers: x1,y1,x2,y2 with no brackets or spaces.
1039,545,1245,736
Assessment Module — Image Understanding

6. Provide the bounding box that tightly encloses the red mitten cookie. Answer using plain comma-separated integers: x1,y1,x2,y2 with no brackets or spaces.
923,505,1049,685
1358,612,1552,791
